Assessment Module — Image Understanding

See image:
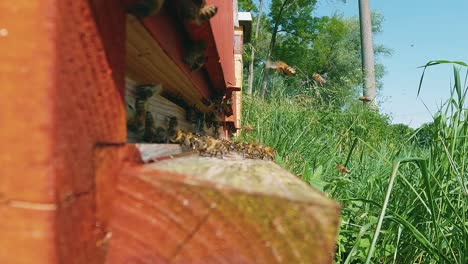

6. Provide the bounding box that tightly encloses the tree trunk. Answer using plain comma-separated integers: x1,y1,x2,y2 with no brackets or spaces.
247,0,264,95
260,0,290,99
358,0,377,110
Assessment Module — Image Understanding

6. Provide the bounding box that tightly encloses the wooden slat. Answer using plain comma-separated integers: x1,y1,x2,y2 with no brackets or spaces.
126,16,211,113
106,147,341,263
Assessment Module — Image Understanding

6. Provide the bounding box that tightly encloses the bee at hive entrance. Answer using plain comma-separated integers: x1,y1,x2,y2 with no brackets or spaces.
124,79,224,144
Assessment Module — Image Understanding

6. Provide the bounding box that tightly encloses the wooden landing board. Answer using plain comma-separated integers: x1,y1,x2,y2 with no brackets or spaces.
106,147,341,263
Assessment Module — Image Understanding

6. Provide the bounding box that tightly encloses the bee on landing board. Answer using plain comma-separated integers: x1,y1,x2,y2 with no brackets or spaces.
263,146,277,161
265,60,296,77
179,0,218,25
239,125,255,133
168,130,277,160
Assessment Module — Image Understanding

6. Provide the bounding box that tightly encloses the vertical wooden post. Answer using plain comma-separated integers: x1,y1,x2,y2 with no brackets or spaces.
234,26,244,135
0,1,127,263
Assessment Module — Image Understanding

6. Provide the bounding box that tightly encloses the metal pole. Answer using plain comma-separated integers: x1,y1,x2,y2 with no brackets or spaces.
358,0,377,109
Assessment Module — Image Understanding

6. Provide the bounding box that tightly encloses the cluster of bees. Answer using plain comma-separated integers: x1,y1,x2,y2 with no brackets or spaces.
127,0,218,23
127,85,156,134
126,0,218,72
170,130,277,160
127,85,180,143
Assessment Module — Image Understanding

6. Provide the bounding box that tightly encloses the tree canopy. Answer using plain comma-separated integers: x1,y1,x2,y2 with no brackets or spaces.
242,0,391,108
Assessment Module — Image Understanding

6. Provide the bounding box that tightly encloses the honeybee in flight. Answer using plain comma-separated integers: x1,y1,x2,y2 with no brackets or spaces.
265,60,296,77
179,0,218,25
359,96,372,102
336,164,350,174
239,125,254,132
313,73,326,86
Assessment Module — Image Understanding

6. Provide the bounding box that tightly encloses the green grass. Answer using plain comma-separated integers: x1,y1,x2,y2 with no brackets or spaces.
239,62,468,263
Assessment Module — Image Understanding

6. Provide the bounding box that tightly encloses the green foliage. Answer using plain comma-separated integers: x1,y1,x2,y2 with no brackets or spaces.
240,63,468,263
238,0,257,12
245,0,390,107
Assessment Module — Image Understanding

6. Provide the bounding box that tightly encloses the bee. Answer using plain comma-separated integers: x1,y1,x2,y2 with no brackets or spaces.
220,139,235,153
200,137,226,158
179,0,218,25
244,144,259,159
263,146,277,161
312,73,326,86
265,60,296,77
183,131,197,149
183,42,207,71
154,127,168,143
358,96,372,102
239,125,254,132
222,99,234,117
167,116,178,128
135,84,156,100
143,111,157,142
166,116,178,139
198,5,218,22
201,98,213,107
170,129,186,143
336,164,351,174
205,113,215,128
213,98,233,117
169,130,278,160
213,123,220,138
126,0,165,17
128,97,147,132
233,141,248,153
195,113,205,135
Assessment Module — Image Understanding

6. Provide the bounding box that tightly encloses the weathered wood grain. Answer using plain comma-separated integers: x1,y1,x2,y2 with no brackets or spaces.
0,0,127,263
106,147,341,263
126,16,211,113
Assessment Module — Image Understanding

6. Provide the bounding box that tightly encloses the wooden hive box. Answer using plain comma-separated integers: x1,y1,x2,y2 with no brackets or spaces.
0,0,341,263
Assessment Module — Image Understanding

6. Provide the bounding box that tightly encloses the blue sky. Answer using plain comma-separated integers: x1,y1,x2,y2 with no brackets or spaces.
314,0,468,128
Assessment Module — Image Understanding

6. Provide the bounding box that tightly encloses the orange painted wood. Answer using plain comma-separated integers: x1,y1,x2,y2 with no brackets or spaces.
0,0,127,263
206,0,236,87
88,0,127,95
106,151,341,264
94,144,143,262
